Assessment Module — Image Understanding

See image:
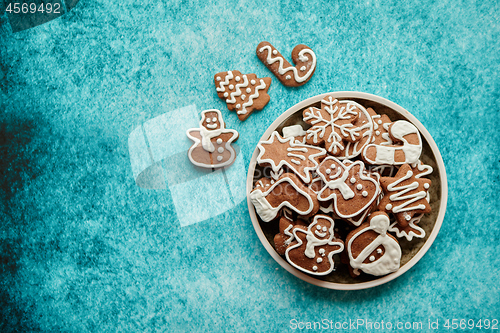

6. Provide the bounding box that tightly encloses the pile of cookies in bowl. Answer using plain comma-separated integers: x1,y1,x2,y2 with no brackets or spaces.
247,92,445,288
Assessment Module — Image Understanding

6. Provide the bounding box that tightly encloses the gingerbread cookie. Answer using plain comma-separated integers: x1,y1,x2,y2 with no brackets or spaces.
362,120,422,165
186,109,239,168
346,211,401,276
256,131,327,184
388,213,426,241
250,173,320,222
256,41,316,87
315,157,380,219
378,164,432,226
367,107,393,146
303,96,363,156
214,71,272,121
337,104,375,160
285,215,344,275
273,216,308,255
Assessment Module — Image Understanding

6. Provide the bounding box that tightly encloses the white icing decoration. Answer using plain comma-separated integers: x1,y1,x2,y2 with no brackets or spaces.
300,66,306,71
217,156,223,161
369,256,375,262
256,131,326,184
339,101,375,160
239,79,267,115
241,95,246,100
313,266,318,271
250,175,316,222
317,258,323,263
229,84,234,90
216,138,223,145
326,169,331,174
186,109,238,169
348,214,401,276
223,92,228,97
285,75,291,80
285,215,344,276
225,75,248,104
362,191,368,197
284,224,294,245
282,124,307,139
377,248,382,254
387,170,428,213
246,88,251,93
362,120,422,165
235,76,240,82
217,147,224,153
356,184,363,190
424,183,430,189
414,161,433,178
251,79,256,85
350,177,356,184
236,104,241,109
215,71,233,92
376,130,380,136
388,213,426,241
272,49,278,55
216,77,221,81
385,204,393,210
258,44,316,83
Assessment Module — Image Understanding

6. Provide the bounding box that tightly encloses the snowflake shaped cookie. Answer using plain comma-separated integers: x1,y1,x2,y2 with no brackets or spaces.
303,96,363,155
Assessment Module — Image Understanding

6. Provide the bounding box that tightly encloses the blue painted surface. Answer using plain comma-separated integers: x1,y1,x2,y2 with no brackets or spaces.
1,0,499,331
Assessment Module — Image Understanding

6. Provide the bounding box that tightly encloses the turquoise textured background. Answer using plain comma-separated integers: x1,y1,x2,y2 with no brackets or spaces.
1,0,499,332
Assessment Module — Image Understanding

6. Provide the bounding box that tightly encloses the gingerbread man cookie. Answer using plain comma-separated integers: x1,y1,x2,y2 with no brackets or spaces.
256,41,316,87
214,71,272,121
285,215,344,275
378,164,432,226
316,157,380,219
346,211,401,276
256,131,327,184
186,109,239,168
250,173,320,222
303,96,363,156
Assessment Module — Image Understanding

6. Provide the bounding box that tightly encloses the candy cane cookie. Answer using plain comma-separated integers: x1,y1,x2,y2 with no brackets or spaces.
362,120,422,165
256,41,316,87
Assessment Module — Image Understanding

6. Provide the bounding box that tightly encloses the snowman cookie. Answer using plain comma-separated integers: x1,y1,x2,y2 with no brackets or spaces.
285,215,344,275
186,109,239,168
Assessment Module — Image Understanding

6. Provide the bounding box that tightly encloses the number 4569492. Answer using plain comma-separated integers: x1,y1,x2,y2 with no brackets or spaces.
444,319,498,330
5,2,61,14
